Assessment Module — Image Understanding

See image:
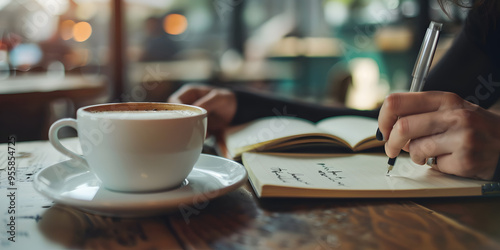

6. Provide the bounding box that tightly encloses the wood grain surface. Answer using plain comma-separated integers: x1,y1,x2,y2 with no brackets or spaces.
168,182,500,250
5,138,500,250
17,181,500,250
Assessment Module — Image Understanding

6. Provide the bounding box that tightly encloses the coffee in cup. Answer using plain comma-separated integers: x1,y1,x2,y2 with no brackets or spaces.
48,102,207,192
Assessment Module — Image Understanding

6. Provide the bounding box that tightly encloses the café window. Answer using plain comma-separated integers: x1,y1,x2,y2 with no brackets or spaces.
0,0,466,142
0,0,109,77
123,0,230,103
122,0,466,108
0,0,110,141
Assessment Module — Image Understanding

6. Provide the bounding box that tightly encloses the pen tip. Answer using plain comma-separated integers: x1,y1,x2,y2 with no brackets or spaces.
386,164,394,175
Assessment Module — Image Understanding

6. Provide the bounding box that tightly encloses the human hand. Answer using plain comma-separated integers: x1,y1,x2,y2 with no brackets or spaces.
168,84,237,134
378,91,500,180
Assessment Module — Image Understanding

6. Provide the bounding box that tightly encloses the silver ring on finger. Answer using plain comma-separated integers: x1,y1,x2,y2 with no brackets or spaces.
426,157,437,166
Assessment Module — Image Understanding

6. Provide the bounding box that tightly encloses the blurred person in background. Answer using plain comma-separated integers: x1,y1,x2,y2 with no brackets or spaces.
169,0,500,181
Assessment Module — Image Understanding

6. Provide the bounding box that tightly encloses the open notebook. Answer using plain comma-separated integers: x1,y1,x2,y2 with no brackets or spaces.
224,116,384,160
242,152,499,198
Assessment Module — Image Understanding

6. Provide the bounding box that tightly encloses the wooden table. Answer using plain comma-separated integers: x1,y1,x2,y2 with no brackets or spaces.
1,138,499,249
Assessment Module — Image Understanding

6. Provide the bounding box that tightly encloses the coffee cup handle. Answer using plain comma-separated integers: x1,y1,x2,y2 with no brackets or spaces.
49,118,86,164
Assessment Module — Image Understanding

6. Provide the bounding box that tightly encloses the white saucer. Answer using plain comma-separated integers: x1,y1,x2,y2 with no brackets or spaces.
33,154,247,217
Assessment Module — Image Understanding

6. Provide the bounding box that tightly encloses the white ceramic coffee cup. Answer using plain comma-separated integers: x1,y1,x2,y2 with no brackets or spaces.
48,102,207,192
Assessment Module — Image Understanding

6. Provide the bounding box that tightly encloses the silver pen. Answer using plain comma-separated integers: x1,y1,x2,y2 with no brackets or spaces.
386,21,443,175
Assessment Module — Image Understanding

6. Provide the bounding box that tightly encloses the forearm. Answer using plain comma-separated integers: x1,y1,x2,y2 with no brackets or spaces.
424,8,500,109
424,31,500,108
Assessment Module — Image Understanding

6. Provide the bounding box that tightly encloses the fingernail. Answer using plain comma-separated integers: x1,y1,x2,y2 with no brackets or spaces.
376,128,384,141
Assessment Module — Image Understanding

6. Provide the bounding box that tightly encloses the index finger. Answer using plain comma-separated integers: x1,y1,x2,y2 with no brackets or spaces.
378,91,462,141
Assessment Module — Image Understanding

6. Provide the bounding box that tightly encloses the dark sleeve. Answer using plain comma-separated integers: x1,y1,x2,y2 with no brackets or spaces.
231,88,379,125
423,6,500,109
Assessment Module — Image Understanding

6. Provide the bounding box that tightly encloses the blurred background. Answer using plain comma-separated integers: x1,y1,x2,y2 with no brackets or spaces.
0,0,468,142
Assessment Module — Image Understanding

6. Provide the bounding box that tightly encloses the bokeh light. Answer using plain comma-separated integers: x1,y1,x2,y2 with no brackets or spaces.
9,43,43,68
76,2,98,20
73,21,92,42
47,61,65,78
163,14,188,35
60,20,75,40
35,0,69,16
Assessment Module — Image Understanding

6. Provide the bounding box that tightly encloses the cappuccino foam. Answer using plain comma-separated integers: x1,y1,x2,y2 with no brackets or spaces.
90,110,198,119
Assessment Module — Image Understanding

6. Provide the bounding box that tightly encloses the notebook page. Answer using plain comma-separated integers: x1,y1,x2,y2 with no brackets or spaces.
243,153,488,195
225,117,322,155
316,116,379,148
